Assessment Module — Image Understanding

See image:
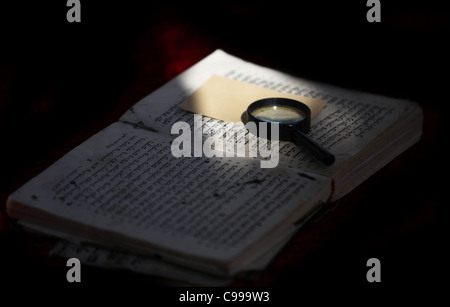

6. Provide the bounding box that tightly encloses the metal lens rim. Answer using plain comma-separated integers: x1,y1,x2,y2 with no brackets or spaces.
246,97,312,132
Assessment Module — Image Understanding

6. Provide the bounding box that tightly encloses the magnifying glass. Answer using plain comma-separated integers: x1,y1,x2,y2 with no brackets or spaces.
246,97,335,166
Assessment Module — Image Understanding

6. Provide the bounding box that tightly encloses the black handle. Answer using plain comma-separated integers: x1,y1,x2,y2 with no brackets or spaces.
292,130,335,166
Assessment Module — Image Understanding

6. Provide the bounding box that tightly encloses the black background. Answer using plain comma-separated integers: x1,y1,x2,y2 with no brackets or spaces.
0,0,449,301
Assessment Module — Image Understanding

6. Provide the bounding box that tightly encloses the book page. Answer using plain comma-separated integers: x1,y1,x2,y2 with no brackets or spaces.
178,74,326,122
7,122,330,273
120,50,415,175
48,240,231,286
46,228,298,285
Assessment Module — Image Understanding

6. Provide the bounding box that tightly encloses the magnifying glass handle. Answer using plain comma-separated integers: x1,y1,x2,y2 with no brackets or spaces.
292,130,335,166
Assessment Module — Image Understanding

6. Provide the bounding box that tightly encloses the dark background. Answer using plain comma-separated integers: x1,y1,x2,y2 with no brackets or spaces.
0,0,448,299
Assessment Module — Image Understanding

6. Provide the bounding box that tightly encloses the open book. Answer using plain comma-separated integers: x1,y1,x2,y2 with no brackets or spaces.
6,50,423,279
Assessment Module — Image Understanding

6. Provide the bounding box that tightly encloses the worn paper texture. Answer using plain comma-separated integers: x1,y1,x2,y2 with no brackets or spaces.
179,75,326,123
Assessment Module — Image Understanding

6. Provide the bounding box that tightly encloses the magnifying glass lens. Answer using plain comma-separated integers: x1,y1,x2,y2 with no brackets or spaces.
251,105,305,124
246,97,335,166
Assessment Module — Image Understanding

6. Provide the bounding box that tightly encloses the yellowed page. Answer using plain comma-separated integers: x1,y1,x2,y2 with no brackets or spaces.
179,75,326,123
